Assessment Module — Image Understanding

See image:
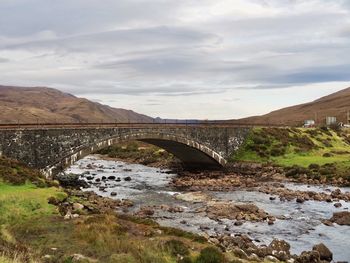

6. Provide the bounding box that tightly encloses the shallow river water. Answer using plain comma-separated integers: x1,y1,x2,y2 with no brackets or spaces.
66,155,350,261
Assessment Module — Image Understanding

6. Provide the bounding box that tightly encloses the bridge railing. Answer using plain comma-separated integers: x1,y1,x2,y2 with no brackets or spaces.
0,122,287,130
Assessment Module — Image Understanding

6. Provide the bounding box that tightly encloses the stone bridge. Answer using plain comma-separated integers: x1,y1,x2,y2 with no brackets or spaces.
0,124,251,176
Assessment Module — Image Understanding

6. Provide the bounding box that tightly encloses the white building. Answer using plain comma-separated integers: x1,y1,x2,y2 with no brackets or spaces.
304,120,315,127
326,117,337,126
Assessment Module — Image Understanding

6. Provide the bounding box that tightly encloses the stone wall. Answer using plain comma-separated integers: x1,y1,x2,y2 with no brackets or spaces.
0,126,250,175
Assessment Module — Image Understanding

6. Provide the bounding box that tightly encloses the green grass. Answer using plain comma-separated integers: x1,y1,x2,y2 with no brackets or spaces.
272,152,350,167
0,182,64,225
232,127,350,181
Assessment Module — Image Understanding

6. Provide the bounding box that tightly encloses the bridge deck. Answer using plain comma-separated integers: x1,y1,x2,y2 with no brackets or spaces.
0,122,279,130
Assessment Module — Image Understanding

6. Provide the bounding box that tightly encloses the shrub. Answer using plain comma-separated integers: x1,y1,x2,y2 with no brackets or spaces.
0,157,47,186
329,123,341,132
179,256,193,263
159,227,207,243
312,174,321,180
270,145,286,156
323,153,333,157
320,126,332,136
285,166,310,178
308,163,320,170
195,247,225,263
109,253,137,263
164,239,189,257
322,140,332,147
319,168,334,175
293,135,315,151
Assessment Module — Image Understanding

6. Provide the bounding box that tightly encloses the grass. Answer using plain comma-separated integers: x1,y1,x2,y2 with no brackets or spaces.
272,152,350,167
0,157,271,263
12,213,212,263
0,183,64,225
232,127,350,183
0,159,204,263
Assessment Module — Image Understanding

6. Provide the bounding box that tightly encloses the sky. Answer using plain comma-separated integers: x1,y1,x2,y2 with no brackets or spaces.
0,0,350,119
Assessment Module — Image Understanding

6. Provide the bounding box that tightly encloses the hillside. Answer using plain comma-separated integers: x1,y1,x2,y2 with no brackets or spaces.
0,85,153,123
234,87,350,126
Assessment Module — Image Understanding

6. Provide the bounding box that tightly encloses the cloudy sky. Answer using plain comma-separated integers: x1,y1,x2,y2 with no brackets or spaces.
0,0,350,119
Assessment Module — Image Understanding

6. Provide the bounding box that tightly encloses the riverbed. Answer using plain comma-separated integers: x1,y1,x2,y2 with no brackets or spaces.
66,155,350,261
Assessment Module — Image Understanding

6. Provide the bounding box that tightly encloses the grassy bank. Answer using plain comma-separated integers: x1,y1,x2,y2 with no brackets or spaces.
232,127,350,184
96,141,177,168
0,157,258,263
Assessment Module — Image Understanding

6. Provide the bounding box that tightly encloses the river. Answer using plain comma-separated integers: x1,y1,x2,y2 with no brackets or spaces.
65,155,350,261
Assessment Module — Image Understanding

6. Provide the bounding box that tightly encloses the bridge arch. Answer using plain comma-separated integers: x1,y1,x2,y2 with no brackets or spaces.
45,132,227,176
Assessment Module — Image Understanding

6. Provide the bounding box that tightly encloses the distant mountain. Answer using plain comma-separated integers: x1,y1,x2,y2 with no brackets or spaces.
0,86,153,123
153,117,201,124
231,87,350,126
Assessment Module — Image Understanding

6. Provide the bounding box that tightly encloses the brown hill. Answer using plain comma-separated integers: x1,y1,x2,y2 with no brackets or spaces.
233,87,350,126
0,85,153,123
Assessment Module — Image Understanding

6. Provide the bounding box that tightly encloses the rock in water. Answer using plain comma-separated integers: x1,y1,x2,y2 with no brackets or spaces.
54,173,89,189
330,211,350,225
312,243,332,261
334,202,342,208
205,201,268,221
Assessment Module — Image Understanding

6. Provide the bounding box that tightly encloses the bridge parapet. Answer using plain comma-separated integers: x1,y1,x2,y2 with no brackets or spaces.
0,125,250,176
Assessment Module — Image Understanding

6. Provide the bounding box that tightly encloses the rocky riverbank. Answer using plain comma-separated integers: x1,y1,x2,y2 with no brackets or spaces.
63,181,342,263
172,162,350,203
65,155,350,262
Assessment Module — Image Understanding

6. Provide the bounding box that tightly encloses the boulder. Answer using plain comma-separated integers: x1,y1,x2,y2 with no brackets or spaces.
322,220,333,226
54,173,89,189
295,251,320,263
234,221,244,226
73,203,84,211
136,207,155,217
312,243,332,262
267,239,291,261
219,235,257,251
334,202,342,208
330,211,350,225
232,248,248,260
296,197,305,203
265,255,279,262
206,201,268,221
175,192,211,203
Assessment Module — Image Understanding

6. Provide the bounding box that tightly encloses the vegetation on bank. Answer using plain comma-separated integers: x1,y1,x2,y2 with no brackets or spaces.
232,127,350,184
96,141,177,167
0,157,260,263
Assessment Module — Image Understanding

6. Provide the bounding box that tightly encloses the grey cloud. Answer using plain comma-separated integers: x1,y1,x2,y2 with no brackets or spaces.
70,84,230,97
0,0,350,118
0,0,183,37
0,58,9,63
279,64,350,84
3,26,218,54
